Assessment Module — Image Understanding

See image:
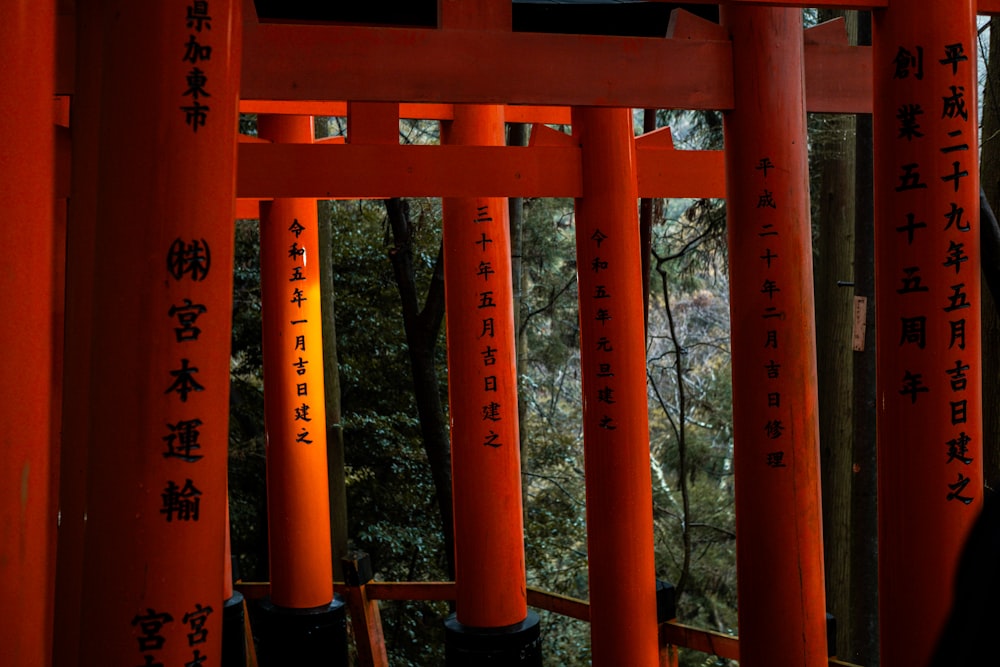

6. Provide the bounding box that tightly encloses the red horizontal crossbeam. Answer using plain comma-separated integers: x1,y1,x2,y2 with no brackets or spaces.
236,142,726,200
660,623,741,661
237,100,571,124
638,146,726,199
55,4,1000,97
237,143,579,198
242,22,870,113
241,23,735,110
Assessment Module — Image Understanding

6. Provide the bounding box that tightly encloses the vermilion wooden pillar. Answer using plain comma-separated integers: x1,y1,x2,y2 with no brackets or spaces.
438,3,534,662
722,7,828,666
873,3,982,665
76,2,242,666
256,114,346,666
258,115,334,608
571,106,659,667
0,2,56,665
440,104,539,663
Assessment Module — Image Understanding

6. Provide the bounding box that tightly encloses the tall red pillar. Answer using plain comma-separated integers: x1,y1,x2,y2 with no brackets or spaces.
76,2,242,666
441,104,539,663
571,106,659,667
255,114,346,666
722,7,829,666
0,2,56,665
873,2,982,664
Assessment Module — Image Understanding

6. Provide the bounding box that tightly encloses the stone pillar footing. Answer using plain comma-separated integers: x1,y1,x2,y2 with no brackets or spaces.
444,610,542,666
222,592,246,667
254,595,347,667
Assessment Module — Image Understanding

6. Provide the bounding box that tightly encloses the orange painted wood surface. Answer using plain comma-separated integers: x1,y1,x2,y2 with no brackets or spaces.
241,101,573,124
343,585,388,667
363,582,456,601
238,143,581,198
347,102,398,145
341,556,389,667
55,9,874,111
224,504,234,601
257,114,336,610
722,6,828,666
240,21,872,113
572,106,659,667
637,147,727,199
236,198,270,218
660,623,740,662
237,142,724,199
873,2,983,665
442,104,529,628
76,3,242,666
241,23,734,109
0,2,56,665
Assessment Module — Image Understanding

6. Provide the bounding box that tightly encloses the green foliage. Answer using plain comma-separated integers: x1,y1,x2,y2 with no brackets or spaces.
647,196,738,667
227,113,740,664
227,185,453,662
324,197,451,664
229,219,267,581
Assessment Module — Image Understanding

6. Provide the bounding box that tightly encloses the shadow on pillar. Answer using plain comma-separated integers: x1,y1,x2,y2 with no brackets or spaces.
444,611,542,666
254,595,348,667
222,592,247,667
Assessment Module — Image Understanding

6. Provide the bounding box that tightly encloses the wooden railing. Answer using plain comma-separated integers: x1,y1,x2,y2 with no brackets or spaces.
234,578,862,666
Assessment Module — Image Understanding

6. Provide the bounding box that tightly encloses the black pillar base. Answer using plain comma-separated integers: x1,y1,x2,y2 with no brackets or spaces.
827,612,837,657
444,610,542,666
656,580,677,623
222,592,247,667
254,595,348,667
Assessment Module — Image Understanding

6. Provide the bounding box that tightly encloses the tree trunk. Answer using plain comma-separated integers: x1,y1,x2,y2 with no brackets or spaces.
813,10,857,659
384,197,456,577
980,17,1000,494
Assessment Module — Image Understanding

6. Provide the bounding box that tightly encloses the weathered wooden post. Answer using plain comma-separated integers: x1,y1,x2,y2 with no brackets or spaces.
722,6,829,665
873,2,982,664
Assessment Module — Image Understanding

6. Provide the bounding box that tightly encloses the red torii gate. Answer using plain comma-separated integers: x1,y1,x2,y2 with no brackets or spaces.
3,0,996,666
